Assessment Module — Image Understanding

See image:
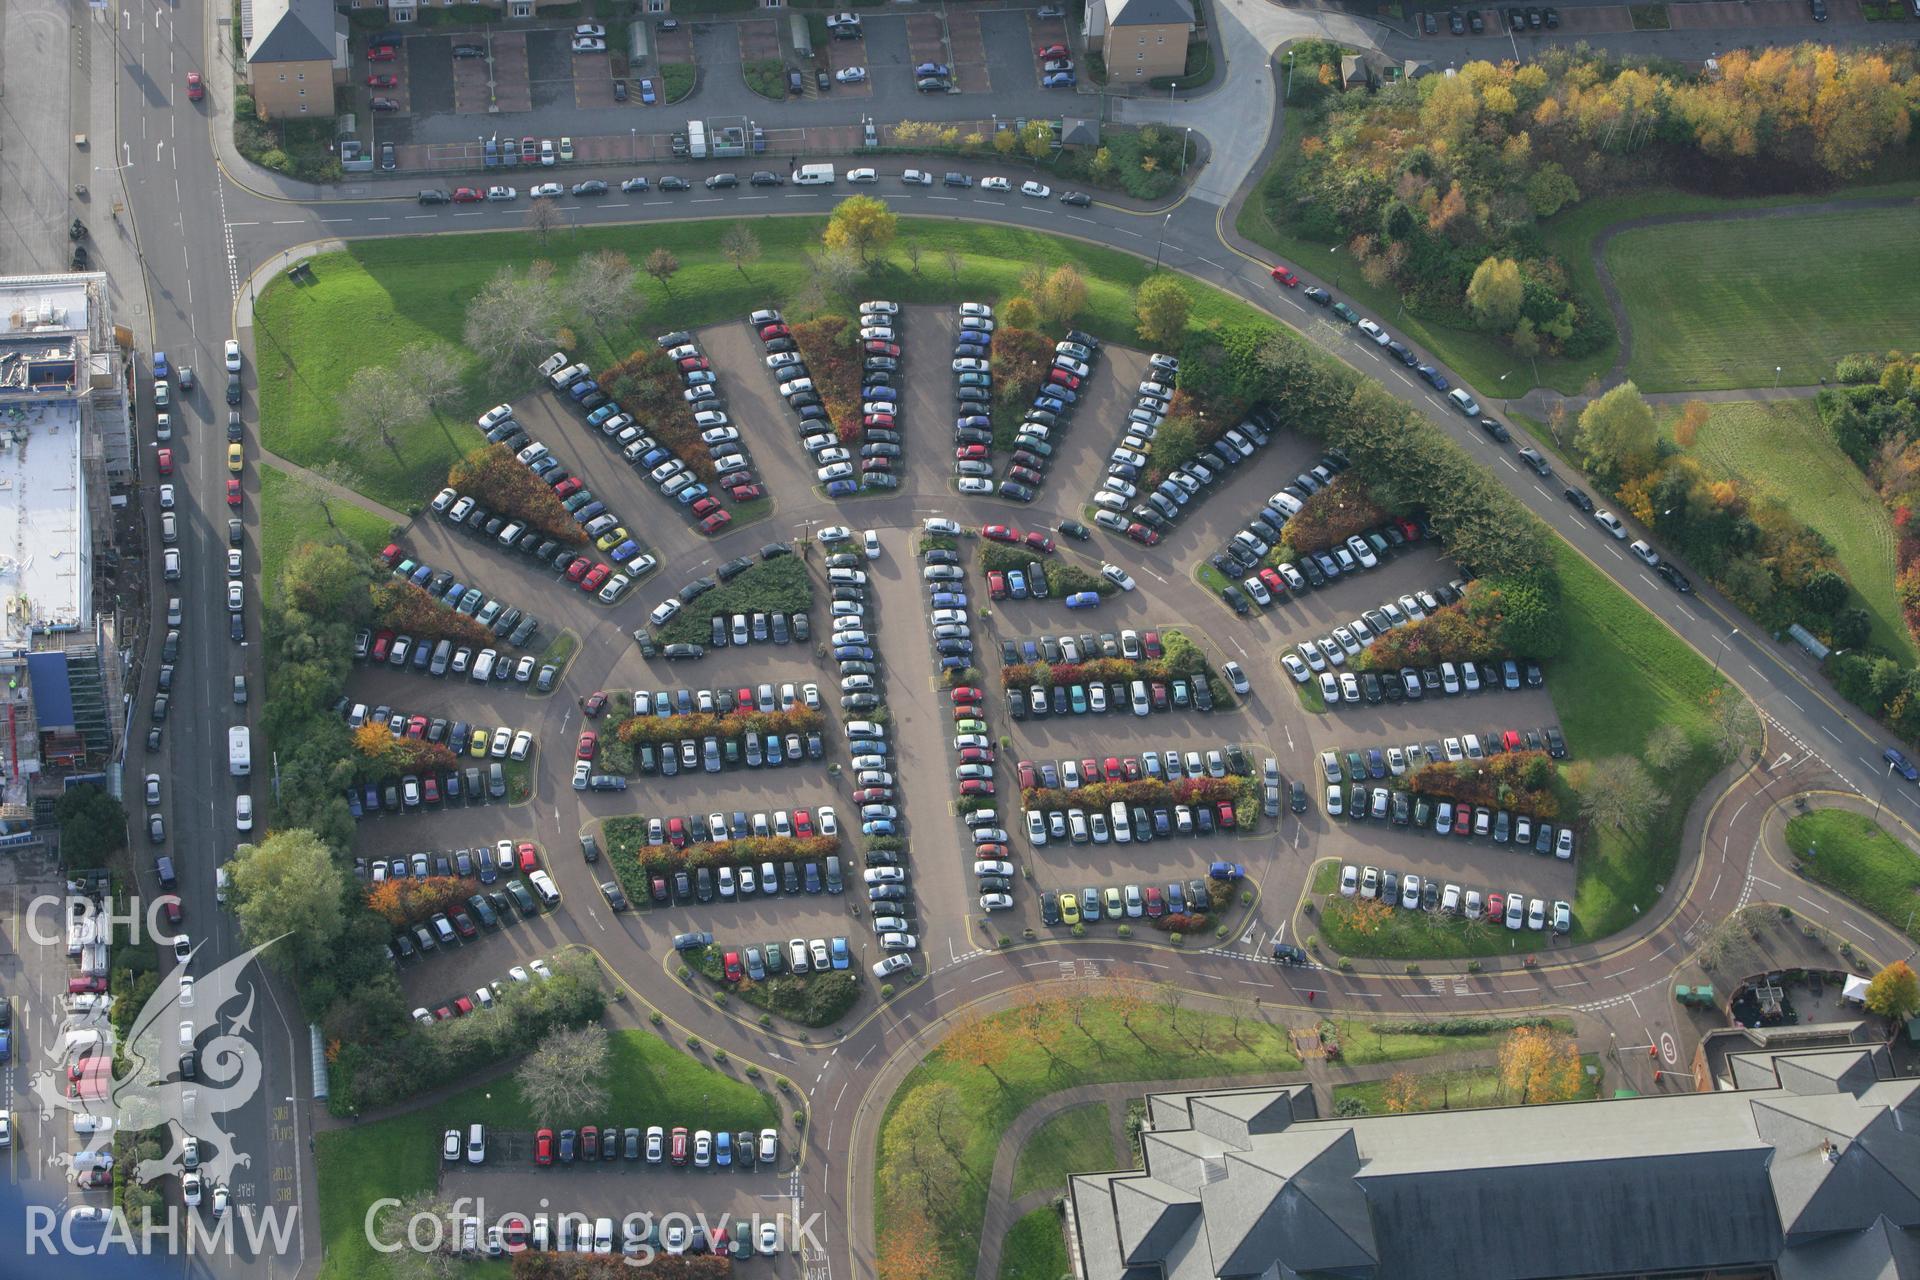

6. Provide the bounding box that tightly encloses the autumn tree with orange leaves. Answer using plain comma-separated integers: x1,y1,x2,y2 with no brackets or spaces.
1497,1025,1585,1104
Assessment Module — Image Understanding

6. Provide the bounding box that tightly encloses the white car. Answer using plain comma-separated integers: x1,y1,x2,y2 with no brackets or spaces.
847,168,877,183
159,483,175,509
1026,811,1048,844
960,303,992,319
235,795,252,832
819,524,853,544
572,761,591,790
224,339,242,373
1020,181,1051,198
900,169,934,186
981,176,1011,191
1339,864,1358,896
183,1169,203,1207
575,22,606,36
1100,563,1136,592
1357,319,1390,345
958,477,992,494
530,182,563,198
485,186,517,201
835,66,867,83
572,36,606,51
923,517,963,535
1594,510,1627,538
862,529,882,559
1281,652,1311,684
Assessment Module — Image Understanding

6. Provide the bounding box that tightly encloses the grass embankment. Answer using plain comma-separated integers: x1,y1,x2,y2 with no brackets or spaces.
1606,206,1920,392
1660,399,1913,661
1311,540,1726,957
999,1208,1072,1280
258,464,395,606
876,997,1302,1280
1786,809,1920,947
1333,1053,1603,1113
1237,104,1920,398
316,1028,777,1280
255,220,1292,512
1011,1103,1119,1198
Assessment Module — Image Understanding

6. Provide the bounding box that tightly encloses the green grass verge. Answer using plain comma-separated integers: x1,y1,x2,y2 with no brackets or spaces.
258,464,394,606
316,1028,777,1280
254,219,1288,512
1333,1053,1602,1113
876,998,1301,1280
1607,206,1920,391
1628,4,1670,29
540,630,580,675
1011,1102,1119,1199
659,61,697,103
1332,1017,1575,1065
1310,538,1727,958
743,57,787,100
1785,809,1920,946
998,1207,1071,1280
1660,399,1912,660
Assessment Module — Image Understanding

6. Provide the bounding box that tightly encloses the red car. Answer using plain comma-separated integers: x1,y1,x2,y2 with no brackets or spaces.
952,687,983,704
368,44,398,60
366,73,398,88
723,951,744,981
853,787,891,804
794,808,814,837
1454,805,1473,837
758,323,790,341
691,496,722,517
521,138,538,161
987,571,1008,599
1396,516,1422,542
406,715,427,739
1503,730,1523,751
863,341,900,357
576,730,598,760
422,775,441,805
379,543,402,566
700,511,732,533
975,843,1009,860
1048,369,1081,389
452,996,474,1016
1258,567,1287,595
1017,761,1036,788
1023,531,1055,553
863,413,895,428
960,747,995,764
1038,43,1069,58
226,479,242,506
1126,522,1161,546
156,448,174,476
952,705,983,722
667,818,687,848
727,483,765,500
678,355,711,372
955,444,988,461
185,71,205,101
736,687,754,711
68,976,108,995
1102,757,1122,781
960,779,994,797
583,691,608,718
370,629,394,661
982,524,1017,543
535,1129,555,1165
580,564,611,591
1121,757,1142,781
1216,801,1236,829
552,477,583,498
1269,264,1299,287
1080,757,1100,782
565,557,591,582
452,187,483,203
518,842,539,871
1486,892,1504,921
671,1128,688,1166
1144,886,1165,918
1142,631,1163,658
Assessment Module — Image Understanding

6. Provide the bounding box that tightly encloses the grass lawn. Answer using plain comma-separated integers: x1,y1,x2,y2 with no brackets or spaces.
998,1208,1071,1280
1785,809,1920,946
253,219,1284,513
258,464,395,603
1011,1103,1119,1199
1607,206,1920,392
1333,1053,1603,1113
876,997,1301,1280
1333,1017,1575,1066
1660,400,1912,661
316,1028,776,1280
1309,539,1727,959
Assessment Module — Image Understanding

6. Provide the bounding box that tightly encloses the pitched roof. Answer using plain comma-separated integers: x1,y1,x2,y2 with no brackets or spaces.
1104,0,1194,28
1777,1216,1920,1280
246,0,334,64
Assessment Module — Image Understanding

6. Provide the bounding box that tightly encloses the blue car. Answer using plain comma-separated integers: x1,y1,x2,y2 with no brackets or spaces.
609,540,642,563
1065,591,1101,609
639,78,657,104
863,386,898,401
827,479,860,497
1887,747,1918,782
831,937,851,969
346,787,364,818
1416,365,1449,391
676,483,709,505
915,61,951,77
587,403,621,426
863,819,897,836
1043,71,1076,88
567,378,600,401
715,1131,732,1166
152,351,170,379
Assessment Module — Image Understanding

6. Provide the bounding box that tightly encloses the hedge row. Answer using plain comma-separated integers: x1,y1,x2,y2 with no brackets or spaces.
653,557,814,647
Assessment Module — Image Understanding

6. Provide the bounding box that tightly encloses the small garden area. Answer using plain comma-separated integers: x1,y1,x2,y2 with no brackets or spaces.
743,57,787,99
651,556,813,646
688,944,865,1025
231,89,342,184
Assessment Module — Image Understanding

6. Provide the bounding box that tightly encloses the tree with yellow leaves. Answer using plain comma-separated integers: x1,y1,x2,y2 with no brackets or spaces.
1497,1025,1585,1104
1865,960,1920,1023
943,1011,1014,1087
823,195,897,265
1381,1070,1425,1114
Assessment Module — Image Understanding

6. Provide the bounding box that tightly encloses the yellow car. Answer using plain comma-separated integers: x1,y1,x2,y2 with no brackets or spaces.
468,728,490,758
559,136,574,162
227,443,244,473
1058,892,1081,925
594,527,628,553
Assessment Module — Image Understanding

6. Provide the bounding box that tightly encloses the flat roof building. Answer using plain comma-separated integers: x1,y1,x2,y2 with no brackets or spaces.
0,273,130,814
1072,1025,1920,1280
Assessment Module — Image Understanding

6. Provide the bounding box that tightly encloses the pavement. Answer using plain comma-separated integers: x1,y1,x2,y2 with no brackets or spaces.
9,0,1919,1277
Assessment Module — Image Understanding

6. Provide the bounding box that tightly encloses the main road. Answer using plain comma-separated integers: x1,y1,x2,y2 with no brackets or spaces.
89,0,1913,1277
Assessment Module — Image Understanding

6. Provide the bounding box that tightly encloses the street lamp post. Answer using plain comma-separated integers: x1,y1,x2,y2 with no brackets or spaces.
1775,365,1783,387
1151,210,1173,270
1712,629,1739,677
1875,758,1896,825
1284,50,1295,102
1180,126,1191,176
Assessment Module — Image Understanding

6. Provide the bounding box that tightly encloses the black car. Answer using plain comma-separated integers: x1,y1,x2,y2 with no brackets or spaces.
1478,417,1510,443
659,176,692,191
453,43,486,57
417,189,452,204
1563,486,1595,513
1423,10,1438,32
1448,8,1465,32
1808,0,1827,16
750,171,784,187
226,372,242,405
1060,192,1092,207
1657,562,1694,594
571,180,608,196
1468,8,1484,29
1272,943,1309,965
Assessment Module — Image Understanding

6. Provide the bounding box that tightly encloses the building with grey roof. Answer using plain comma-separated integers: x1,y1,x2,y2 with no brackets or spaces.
1071,1030,1920,1280
1083,0,1195,83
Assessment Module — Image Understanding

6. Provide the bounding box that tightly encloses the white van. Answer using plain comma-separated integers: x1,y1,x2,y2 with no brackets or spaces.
80,943,109,976
215,866,231,906
1110,800,1132,844
470,649,497,682
594,1217,614,1254
791,163,836,186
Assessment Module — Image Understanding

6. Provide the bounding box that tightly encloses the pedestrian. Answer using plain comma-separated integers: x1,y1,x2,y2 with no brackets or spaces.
1307,990,1316,1004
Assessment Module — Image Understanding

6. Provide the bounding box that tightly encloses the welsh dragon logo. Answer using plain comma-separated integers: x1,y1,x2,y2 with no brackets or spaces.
30,934,282,1191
